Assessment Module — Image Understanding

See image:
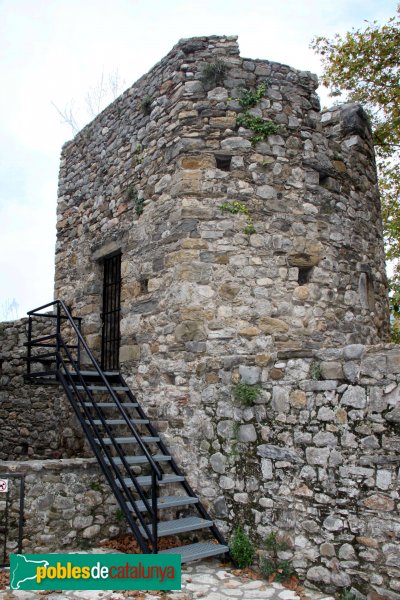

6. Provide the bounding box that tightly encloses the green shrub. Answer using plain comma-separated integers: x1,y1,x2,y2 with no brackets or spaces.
219,201,250,216
202,60,227,85
309,360,322,380
236,113,282,145
336,590,357,600
260,557,295,582
141,95,152,115
260,532,296,583
237,82,267,109
229,527,255,568
115,508,125,522
243,222,256,235
233,383,261,406
126,185,145,216
219,201,255,234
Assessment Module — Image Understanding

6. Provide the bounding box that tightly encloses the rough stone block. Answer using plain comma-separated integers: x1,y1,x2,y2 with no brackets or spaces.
306,446,330,466
272,387,290,413
238,424,257,442
261,458,273,479
341,386,366,408
210,452,226,474
257,444,303,464
239,365,261,384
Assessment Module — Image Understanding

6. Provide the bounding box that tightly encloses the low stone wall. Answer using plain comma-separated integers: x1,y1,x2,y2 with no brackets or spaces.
1,316,398,595
0,318,85,460
0,459,124,554
126,343,400,597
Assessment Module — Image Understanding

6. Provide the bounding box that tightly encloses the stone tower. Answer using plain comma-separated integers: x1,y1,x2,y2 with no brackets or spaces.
55,35,389,362
52,37,399,593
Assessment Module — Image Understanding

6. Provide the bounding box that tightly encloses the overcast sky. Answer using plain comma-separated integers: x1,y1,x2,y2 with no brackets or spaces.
0,0,396,320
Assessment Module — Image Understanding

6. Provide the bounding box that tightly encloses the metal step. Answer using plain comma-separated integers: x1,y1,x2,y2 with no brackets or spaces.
159,542,229,563
97,436,159,445
139,516,213,539
117,474,185,488
71,385,130,391
70,371,118,377
105,454,172,466
86,419,149,426
83,402,138,408
26,352,56,361
131,495,199,512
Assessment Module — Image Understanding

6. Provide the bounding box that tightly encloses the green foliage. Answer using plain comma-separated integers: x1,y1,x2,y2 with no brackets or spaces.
336,590,357,600
264,532,289,552
310,361,322,380
90,481,102,492
236,113,282,145
381,162,400,342
229,527,255,568
202,60,227,85
260,557,295,582
135,197,145,216
126,184,136,202
243,222,256,235
133,143,143,165
261,532,296,583
389,276,400,343
235,82,281,145
311,11,400,156
141,95,152,115
115,508,125,522
126,185,145,216
233,383,262,406
237,82,268,110
219,201,256,234
219,201,250,216
312,8,400,325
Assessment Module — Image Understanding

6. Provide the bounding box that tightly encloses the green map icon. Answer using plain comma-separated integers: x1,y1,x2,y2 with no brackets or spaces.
10,554,49,589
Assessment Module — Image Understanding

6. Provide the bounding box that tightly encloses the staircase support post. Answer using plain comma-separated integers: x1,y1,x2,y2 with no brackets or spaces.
151,471,158,553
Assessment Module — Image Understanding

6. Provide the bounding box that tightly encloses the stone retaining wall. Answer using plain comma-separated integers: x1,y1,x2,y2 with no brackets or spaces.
126,342,400,596
0,459,123,554
0,318,85,460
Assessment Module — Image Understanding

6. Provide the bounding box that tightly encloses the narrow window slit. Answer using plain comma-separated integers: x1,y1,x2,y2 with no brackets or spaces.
140,278,149,294
215,155,232,171
319,172,329,187
298,267,313,285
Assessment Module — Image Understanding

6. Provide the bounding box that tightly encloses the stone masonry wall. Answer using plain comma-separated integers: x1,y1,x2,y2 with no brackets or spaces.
0,459,124,554
129,343,399,596
0,318,85,460
55,35,389,361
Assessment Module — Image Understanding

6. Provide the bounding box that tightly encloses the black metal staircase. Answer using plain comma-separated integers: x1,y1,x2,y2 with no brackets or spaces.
25,300,229,562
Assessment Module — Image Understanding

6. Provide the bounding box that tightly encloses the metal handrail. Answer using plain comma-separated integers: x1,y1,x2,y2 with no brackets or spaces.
56,360,154,550
57,341,156,522
28,299,162,482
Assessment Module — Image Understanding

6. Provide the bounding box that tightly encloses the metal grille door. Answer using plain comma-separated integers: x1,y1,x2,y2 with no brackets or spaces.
101,253,121,371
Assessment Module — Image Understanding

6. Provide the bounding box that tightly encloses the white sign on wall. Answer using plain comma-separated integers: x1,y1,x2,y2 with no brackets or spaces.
0,479,9,493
